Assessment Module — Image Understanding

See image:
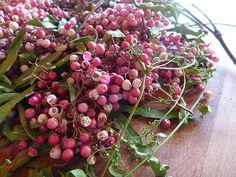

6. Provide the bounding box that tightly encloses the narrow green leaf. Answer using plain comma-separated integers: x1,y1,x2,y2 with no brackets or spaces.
0,84,14,93
119,105,177,119
76,43,87,54
18,104,36,140
86,165,96,177
65,169,87,177
28,18,58,28
108,165,126,177
68,81,76,103
0,86,34,123
110,112,141,144
0,74,12,86
70,36,94,43
100,30,125,43
28,168,45,177
0,28,26,74
19,52,37,64
2,124,29,141
12,52,62,89
0,93,18,105
175,24,203,37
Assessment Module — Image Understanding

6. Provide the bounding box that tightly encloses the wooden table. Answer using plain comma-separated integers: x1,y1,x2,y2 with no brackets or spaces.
130,63,236,177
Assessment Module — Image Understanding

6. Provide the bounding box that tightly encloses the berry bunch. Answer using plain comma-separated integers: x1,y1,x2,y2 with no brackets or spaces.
0,0,217,170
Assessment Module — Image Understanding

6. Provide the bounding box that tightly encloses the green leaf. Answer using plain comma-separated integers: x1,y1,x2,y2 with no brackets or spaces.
12,52,62,89
0,28,26,74
86,165,96,177
19,52,37,64
100,30,125,43
197,103,212,116
2,124,29,140
148,157,169,177
108,164,126,177
119,105,177,119
18,104,36,140
76,43,87,54
65,169,87,177
175,24,203,37
0,74,12,86
0,93,18,105
70,36,94,43
68,81,76,102
0,86,34,123
28,168,45,177
110,112,141,144
28,18,58,29
0,85,14,93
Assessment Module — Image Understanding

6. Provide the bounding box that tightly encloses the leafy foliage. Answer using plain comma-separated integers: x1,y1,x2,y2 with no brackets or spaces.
120,105,177,119
0,28,26,74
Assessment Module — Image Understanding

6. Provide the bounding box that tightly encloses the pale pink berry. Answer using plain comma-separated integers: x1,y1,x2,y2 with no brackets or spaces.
96,44,105,54
50,146,62,159
86,41,96,50
77,103,89,113
80,116,91,127
122,79,132,91
47,118,59,129
37,113,48,124
132,78,142,88
48,107,59,117
47,94,57,105
109,94,119,103
97,130,108,141
96,84,108,94
83,51,92,61
100,75,110,85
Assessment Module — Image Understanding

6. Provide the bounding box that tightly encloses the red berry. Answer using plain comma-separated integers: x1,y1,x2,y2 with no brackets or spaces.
106,136,116,146
28,96,40,106
25,108,36,119
28,147,38,157
63,138,76,149
79,133,91,144
61,149,74,162
48,133,60,145
80,145,91,158
161,119,171,129
35,135,45,145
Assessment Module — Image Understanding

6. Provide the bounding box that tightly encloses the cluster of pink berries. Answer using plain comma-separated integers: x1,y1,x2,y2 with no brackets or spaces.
1,0,218,164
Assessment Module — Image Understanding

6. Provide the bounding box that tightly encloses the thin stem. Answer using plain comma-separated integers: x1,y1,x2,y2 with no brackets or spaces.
100,71,147,177
125,89,205,176
178,3,236,65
